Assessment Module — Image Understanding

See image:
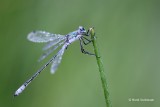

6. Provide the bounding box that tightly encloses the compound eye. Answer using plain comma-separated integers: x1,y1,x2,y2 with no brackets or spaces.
82,27,85,31
80,27,85,31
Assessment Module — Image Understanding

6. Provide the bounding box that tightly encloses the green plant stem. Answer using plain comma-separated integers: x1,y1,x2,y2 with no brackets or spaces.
90,28,112,107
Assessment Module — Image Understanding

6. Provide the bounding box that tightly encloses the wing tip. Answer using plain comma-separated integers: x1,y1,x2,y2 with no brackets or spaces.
27,31,35,40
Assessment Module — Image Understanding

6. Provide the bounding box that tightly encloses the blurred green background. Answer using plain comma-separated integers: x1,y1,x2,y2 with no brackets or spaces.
0,0,160,107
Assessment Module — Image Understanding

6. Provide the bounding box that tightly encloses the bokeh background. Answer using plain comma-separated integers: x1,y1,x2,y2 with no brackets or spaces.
0,0,160,107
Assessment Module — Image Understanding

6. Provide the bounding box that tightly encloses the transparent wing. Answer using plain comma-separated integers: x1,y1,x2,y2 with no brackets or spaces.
50,46,66,74
27,31,65,43
38,41,65,62
43,37,66,50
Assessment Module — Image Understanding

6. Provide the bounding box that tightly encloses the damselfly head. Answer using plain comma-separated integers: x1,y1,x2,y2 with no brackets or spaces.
78,26,86,35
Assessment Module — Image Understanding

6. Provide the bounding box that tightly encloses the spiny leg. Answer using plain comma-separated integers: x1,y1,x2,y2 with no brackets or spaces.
79,38,95,56
81,36,92,45
86,29,90,36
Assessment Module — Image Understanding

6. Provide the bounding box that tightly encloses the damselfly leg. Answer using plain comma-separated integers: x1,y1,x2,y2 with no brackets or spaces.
79,38,95,56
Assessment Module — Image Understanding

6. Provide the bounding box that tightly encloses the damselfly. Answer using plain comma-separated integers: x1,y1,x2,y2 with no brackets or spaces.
14,26,95,96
